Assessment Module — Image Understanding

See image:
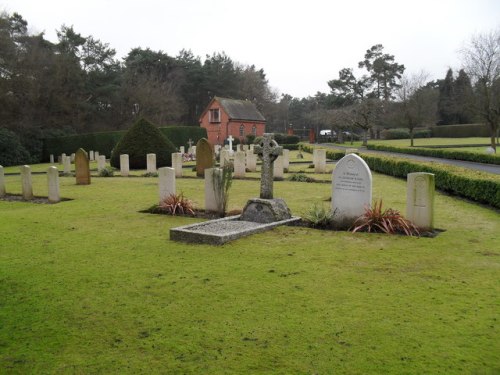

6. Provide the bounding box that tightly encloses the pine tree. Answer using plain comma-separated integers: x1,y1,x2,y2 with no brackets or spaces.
454,69,476,124
437,68,457,124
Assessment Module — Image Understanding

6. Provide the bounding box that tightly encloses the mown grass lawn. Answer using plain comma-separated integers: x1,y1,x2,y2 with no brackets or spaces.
0,168,499,374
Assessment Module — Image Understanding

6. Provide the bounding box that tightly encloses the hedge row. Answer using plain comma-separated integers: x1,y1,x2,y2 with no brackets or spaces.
302,145,500,208
366,144,500,165
43,126,207,161
381,128,432,140
431,123,491,137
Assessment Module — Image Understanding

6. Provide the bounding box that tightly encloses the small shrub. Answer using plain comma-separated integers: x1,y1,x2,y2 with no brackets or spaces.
304,204,336,229
351,200,420,236
159,193,195,216
288,173,315,182
98,166,115,177
212,163,233,217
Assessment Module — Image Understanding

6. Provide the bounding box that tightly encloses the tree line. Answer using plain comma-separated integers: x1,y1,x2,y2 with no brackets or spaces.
1,11,499,162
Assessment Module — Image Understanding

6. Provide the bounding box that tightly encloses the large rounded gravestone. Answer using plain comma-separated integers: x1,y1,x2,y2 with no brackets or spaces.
196,138,214,177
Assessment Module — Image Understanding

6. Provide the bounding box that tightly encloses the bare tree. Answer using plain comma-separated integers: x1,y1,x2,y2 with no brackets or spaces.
460,29,500,152
346,99,382,146
396,71,435,146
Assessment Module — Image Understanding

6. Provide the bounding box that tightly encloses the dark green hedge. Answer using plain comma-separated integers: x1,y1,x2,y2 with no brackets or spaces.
431,123,491,137
367,144,500,165
43,126,207,161
302,145,500,208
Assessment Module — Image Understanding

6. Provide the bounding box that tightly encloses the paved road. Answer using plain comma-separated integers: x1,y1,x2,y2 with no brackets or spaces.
319,144,500,175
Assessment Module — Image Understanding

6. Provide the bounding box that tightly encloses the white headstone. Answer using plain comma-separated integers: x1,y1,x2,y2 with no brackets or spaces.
332,154,372,227
407,172,435,230
97,155,106,172
158,167,176,203
243,145,249,151
237,144,242,152
63,155,71,174
94,151,99,161
147,153,157,173
273,155,284,179
171,153,183,177
250,144,255,152
204,168,221,212
20,165,33,200
50,154,54,164
61,153,66,164
220,149,230,168
314,149,326,173
89,150,95,161
234,151,246,178
245,150,257,172
283,149,290,170
0,165,5,197
180,146,185,154
47,166,60,203
120,154,129,177
70,153,75,162
191,146,196,156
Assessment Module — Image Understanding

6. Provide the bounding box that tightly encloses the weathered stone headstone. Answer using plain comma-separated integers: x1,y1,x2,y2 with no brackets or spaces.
75,148,91,185
120,154,129,177
20,165,33,200
237,144,242,152
254,133,282,199
63,155,71,173
97,155,106,171
407,172,435,230
196,138,214,177
70,153,75,162
245,150,257,172
147,153,157,173
273,155,284,180
234,151,246,178
0,165,5,197
158,167,176,203
204,168,221,212
250,144,255,152
94,151,99,161
191,146,196,156
47,166,60,203
172,153,183,177
50,154,54,164
314,149,326,173
219,149,230,168
60,153,66,164
331,153,372,228
89,150,95,161
243,145,249,151
180,146,185,154
283,149,290,170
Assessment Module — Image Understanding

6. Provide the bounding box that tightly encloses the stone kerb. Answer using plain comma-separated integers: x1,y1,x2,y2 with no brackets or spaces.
196,138,215,177
234,151,246,178
158,167,176,203
331,153,372,228
407,172,435,230
0,165,5,197
75,148,91,185
47,166,60,203
147,153,157,173
172,153,183,177
120,154,130,177
20,165,33,200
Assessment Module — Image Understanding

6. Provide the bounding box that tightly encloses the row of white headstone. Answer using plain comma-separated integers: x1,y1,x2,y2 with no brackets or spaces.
0,165,61,203
219,149,291,179
331,153,435,230
179,146,197,155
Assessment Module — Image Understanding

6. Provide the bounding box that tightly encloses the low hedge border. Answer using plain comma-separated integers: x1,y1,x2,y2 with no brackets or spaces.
366,144,500,165
302,145,500,208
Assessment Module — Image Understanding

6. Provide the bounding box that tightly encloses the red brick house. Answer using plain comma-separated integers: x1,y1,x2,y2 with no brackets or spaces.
199,97,266,145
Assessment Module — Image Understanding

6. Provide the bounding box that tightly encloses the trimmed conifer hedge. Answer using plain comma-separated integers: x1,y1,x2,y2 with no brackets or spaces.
431,123,491,137
366,144,500,165
43,126,207,161
302,145,500,208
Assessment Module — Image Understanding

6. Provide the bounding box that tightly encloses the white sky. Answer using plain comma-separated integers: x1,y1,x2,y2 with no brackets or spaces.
2,0,499,98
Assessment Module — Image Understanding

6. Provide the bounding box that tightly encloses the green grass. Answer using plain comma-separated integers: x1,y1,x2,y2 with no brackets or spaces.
0,170,499,374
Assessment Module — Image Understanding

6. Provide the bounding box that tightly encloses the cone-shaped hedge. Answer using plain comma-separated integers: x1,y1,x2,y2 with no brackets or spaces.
110,118,176,169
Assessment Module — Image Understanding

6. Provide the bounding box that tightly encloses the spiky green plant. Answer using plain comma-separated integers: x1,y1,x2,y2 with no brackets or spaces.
212,162,233,217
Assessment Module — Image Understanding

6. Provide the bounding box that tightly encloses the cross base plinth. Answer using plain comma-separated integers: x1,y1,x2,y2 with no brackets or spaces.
240,198,292,224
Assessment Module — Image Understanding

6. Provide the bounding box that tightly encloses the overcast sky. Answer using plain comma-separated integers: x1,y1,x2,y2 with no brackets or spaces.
2,0,499,98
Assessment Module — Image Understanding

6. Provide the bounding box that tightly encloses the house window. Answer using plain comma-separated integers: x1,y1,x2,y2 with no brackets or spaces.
209,108,220,123
239,124,245,137
252,125,257,136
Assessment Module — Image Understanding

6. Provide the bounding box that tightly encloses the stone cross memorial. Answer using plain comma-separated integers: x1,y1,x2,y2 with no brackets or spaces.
227,135,234,155
407,172,435,230
254,133,282,199
75,148,91,185
332,153,372,227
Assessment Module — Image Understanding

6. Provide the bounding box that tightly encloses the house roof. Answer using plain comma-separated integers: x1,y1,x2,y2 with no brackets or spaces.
205,97,266,122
